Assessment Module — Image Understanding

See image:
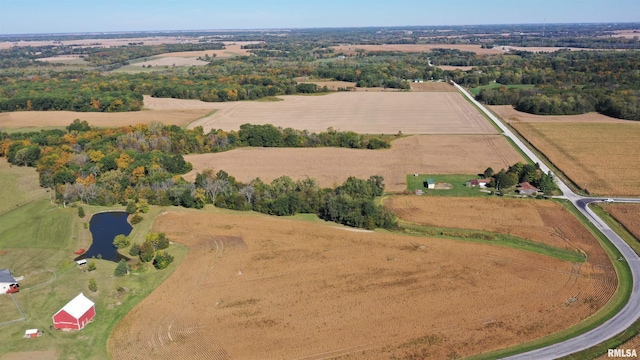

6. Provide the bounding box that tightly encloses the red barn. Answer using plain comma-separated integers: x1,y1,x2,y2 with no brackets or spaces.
52,293,95,330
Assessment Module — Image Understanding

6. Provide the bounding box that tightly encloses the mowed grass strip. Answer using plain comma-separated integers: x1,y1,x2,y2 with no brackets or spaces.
511,121,640,196
0,160,48,214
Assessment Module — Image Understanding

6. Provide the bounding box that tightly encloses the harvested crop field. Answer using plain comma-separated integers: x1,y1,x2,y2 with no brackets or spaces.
491,105,622,124
184,135,523,191
132,56,208,67
511,122,640,196
109,209,612,359
603,203,640,241
190,91,498,134
332,44,504,55
155,42,255,58
0,107,212,129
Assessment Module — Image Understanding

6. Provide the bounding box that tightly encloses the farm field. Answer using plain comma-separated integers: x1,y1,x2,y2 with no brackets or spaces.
410,82,458,92
108,209,609,360
184,134,523,191
510,122,640,196
154,42,255,58
331,43,505,55
603,203,640,242
436,65,475,71
0,106,213,129
491,105,622,124
189,91,499,134
0,36,232,50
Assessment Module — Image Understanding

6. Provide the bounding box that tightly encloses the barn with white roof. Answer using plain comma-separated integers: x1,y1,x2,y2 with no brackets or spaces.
52,293,96,330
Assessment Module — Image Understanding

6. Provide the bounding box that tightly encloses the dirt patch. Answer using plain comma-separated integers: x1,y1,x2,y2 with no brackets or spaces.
108,209,612,359
491,105,623,124
184,134,523,192
190,91,498,135
510,121,640,196
332,44,504,55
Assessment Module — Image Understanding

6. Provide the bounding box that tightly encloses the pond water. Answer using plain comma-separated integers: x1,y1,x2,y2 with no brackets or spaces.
75,211,132,262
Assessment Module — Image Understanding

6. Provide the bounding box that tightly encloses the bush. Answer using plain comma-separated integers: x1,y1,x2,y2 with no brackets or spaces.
139,240,155,262
78,206,85,218
114,259,128,277
126,200,137,214
146,232,170,250
83,222,88,229
88,278,97,292
129,243,141,256
130,214,143,224
113,234,130,249
87,261,96,271
153,251,174,270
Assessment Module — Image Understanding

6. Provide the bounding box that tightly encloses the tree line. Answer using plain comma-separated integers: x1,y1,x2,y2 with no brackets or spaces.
0,121,395,229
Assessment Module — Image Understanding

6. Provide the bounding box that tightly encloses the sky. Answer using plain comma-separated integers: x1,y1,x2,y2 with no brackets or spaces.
0,0,639,35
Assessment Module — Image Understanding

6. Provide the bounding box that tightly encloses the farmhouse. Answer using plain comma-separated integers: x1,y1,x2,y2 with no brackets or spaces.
466,179,492,188
518,182,540,196
52,293,96,330
0,269,19,294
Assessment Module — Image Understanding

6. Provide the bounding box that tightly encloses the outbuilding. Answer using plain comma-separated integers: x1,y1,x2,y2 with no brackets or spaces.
52,293,95,330
24,329,41,338
0,269,19,294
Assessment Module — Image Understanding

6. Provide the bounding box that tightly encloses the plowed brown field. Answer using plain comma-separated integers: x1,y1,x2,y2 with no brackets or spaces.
184,135,523,191
510,122,640,196
108,208,613,359
491,105,622,124
603,203,640,241
189,91,498,134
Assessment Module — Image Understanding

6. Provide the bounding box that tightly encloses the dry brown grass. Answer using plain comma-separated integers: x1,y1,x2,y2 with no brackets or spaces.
511,122,640,196
190,91,498,134
409,82,458,92
184,134,523,191
491,105,622,124
332,44,504,55
436,65,475,71
108,208,612,359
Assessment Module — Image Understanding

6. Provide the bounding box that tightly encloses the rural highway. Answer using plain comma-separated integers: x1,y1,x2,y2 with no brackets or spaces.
453,82,640,359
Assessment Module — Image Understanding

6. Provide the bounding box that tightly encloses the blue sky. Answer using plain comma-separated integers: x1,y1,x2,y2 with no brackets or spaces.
0,0,638,35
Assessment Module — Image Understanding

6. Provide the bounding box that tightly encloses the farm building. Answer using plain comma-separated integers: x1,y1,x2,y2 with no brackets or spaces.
424,178,435,189
518,182,541,196
466,179,492,188
52,293,96,330
0,269,19,294
24,329,42,338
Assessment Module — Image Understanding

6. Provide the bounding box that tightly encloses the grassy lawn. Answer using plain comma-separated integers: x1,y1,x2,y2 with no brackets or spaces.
406,174,493,197
468,199,633,360
396,221,585,263
0,162,187,359
0,161,48,215
468,82,535,96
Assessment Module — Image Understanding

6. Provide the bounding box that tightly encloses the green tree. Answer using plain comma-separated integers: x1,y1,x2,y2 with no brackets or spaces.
88,277,98,292
113,234,130,249
126,200,137,214
78,206,85,218
87,261,96,272
139,240,155,262
153,251,174,270
483,167,495,178
129,243,141,256
114,259,128,277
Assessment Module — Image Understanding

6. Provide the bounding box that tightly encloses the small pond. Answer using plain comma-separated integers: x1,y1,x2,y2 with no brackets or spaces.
75,211,132,262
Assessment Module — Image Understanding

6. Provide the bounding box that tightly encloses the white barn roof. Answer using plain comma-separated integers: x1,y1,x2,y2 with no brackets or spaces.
56,293,94,319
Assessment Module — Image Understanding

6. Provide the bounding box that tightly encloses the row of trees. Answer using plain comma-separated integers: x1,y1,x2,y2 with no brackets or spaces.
484,162,557,193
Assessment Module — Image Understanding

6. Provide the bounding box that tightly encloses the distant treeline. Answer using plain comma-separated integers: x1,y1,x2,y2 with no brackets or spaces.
0,121,394,229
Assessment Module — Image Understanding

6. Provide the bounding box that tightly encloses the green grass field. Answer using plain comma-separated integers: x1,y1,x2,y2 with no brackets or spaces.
468,82,535,96
406,174,493,197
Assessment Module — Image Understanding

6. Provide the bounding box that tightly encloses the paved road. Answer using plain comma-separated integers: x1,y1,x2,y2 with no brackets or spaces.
453,82,640,359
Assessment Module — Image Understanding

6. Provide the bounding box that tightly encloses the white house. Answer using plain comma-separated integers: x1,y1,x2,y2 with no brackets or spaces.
0,269,19,294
